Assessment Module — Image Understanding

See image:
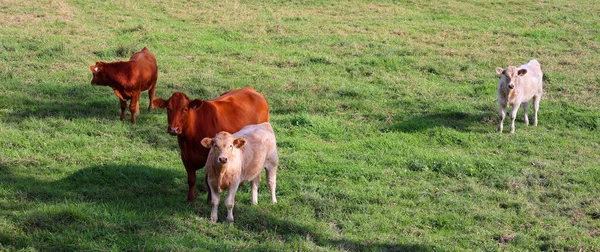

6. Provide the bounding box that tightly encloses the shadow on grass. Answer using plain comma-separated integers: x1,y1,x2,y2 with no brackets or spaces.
384,110,494,133
0,83,157,124
1,163,219,250
3,163,190,209
0,82,179,151
232,205,434,251
3,160,430,250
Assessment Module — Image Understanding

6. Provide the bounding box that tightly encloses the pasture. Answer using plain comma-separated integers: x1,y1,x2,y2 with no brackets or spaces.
1,0,599,250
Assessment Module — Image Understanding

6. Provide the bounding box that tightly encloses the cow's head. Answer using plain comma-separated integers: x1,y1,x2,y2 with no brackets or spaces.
201,132,246,165
153,92,203,136
89,62,105,86
495,66,527,90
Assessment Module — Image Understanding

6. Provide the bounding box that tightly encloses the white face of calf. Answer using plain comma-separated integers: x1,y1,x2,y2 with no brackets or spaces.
495,66,527,90
201,132,246,166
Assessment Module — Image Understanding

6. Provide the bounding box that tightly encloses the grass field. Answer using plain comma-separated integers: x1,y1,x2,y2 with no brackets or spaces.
1,0,599,251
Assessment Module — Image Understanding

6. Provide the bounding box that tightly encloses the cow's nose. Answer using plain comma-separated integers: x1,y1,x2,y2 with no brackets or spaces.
218,156,228,164
168,127,179,135
508,84,514,89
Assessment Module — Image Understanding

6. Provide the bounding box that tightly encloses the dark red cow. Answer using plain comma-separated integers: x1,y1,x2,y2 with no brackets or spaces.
153,87,270,202
89,47,158,123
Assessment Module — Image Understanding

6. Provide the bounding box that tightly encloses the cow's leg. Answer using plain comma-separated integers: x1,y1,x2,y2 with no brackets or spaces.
225,183,240,222
148,80,157,112
522,102,529,126
210,188,220,223
114,90,127,121
135,93,141,114
509,103,521,133
498,104,506,133
205,173,212,204
266,164,278,204
251,176,259,205
129,93,140,123
136,95,140,115
186,169,197,202
119,100,127,121
533,95,540,126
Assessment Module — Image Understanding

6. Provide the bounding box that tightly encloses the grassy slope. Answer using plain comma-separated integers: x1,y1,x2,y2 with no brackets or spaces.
1,0,599,251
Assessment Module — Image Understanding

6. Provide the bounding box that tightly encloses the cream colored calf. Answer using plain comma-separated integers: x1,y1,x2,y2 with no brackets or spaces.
495,59,543,133
201,122,278,222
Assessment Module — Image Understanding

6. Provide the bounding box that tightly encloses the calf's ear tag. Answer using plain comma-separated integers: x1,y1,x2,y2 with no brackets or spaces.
94,67,99,72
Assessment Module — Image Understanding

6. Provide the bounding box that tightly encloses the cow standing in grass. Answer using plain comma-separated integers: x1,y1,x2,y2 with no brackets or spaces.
201,122,278,223
495,59,543,133
89,47,158,123
153,88,270,202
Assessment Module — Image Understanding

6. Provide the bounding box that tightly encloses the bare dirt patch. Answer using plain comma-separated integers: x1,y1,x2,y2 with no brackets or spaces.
0,0,74,26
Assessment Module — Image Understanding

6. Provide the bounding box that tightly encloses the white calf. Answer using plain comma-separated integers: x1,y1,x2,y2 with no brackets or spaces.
200,122,278,222
495,59,543,133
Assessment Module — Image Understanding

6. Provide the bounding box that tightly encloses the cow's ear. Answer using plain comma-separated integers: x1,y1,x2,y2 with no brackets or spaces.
189,99,203,109
152,98,167,109
517,69,527,76
201,138,213,149
495,67,505,75
90,64,101,73
91,62,102,73
233,138,246,149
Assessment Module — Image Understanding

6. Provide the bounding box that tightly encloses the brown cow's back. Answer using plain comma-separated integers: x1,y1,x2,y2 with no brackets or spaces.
182,88,269,171
129,47,158,91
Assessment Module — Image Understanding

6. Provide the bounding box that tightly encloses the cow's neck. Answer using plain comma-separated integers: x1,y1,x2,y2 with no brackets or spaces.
103,62,130,88
187,105,220,141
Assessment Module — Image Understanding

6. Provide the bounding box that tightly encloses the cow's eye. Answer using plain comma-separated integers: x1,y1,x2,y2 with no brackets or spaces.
229,144,233,149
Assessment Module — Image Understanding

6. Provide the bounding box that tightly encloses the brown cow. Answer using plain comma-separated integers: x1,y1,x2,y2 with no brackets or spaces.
90,47,158,123
152,87,270,202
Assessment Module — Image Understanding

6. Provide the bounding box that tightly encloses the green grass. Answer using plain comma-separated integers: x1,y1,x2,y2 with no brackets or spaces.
1,0,599,251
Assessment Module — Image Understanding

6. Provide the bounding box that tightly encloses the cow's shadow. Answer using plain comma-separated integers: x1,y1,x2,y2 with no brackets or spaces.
3,162,431,250
2,83,158,124
3,163,196,212
231,203,434,251
1,82,178,150
383,109,496,133
2,162,221,249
